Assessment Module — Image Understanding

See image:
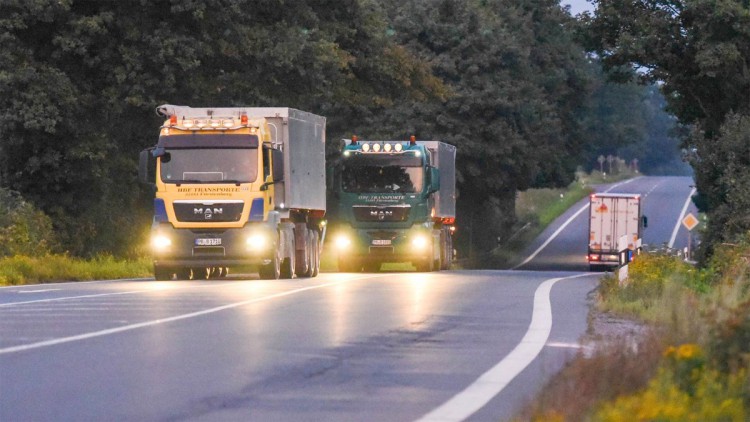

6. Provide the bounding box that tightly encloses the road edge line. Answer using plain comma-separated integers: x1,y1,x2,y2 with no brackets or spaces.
668,187,697,248
512,177,640,270
0,275,387,355
415,273,593,422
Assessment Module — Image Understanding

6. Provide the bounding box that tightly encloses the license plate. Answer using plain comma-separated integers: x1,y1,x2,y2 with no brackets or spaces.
372,239,391,246
195,238,222,246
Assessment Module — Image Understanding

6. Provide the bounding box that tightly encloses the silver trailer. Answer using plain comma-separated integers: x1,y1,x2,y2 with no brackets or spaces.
423,141,456,219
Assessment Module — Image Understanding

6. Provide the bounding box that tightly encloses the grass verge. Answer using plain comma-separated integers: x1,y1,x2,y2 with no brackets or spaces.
516,239,750,421
0,255,152,286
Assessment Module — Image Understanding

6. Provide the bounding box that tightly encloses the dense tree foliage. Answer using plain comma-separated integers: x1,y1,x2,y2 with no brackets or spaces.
0,0,440,256
582,78,689,176
582,0,750,255
367,0,596,255
0,0,681,259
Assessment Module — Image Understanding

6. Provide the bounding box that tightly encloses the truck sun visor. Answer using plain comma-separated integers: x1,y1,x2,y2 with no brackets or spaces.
157,134,259,149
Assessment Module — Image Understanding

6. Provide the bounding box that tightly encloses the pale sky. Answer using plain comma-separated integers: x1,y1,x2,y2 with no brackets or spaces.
561,0,594,15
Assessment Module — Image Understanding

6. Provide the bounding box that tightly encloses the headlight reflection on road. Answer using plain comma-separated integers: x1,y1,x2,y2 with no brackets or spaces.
407,274,429,324
145,282,174,291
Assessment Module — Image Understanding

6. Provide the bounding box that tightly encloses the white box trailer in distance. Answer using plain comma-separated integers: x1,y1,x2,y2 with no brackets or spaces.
588,193,644,271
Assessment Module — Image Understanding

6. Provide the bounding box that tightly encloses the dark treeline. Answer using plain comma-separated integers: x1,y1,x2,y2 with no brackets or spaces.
0,0,682,259
582,0,750,259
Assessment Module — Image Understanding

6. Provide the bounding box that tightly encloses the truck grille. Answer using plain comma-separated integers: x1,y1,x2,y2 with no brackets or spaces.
173,201,244,222
353,206,410,222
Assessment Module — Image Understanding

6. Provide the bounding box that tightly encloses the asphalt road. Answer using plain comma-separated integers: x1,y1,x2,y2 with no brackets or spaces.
515,176,698,272
0,175,694,421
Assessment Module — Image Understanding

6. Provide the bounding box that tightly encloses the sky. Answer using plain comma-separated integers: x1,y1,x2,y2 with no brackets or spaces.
561,0,594,15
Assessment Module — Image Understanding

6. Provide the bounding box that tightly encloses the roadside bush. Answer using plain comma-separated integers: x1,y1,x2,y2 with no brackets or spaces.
595,344,747,422
0,188,57,256
598,253,697,317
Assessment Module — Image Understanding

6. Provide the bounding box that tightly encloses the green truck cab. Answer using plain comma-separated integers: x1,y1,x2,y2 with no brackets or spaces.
332,137,456,272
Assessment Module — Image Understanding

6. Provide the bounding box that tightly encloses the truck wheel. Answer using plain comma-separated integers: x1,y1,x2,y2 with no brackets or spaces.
281,247,296,279
298,229,314,277
310,231,320,277
154,265,173,281
175,267,192,280
259,242,281,280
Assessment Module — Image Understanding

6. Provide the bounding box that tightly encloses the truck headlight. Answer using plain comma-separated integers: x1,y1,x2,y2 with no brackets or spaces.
334,234,351,250
151,234,172,251
411,234,428,250
246,233,268,251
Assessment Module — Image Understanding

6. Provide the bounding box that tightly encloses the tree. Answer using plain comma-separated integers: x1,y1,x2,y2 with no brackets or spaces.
377,0,595,260
582,0,750,254
0,0,442,256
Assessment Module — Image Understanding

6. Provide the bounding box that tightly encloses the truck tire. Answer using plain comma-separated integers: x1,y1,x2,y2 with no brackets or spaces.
154,265,173,281
298,229,314,277
175,267,192,280
310,231,320,277
281,247,296,279
259,240,282,280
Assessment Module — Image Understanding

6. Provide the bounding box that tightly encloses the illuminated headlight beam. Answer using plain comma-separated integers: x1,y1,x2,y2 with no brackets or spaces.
151,235,172,251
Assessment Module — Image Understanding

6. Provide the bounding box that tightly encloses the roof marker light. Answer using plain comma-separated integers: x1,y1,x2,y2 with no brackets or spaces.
169,115,177,126
362,143,370,152
394,143,403,152
373,143,381,152
241,114,248,125
384,143,392,152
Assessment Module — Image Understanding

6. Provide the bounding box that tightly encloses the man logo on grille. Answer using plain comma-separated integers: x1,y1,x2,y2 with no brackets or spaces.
194,207,224,220
370,210,393,220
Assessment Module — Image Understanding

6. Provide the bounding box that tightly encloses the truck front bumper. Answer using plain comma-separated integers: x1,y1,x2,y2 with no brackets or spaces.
150,223,276,268
332,227,437,264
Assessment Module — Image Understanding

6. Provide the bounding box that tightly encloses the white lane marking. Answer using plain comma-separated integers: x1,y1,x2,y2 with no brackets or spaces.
416,273,593,422
0,275,386,355
17,289,61,294
513,177,641,269
668,187,697,248
512,204,590,270
0,278,151,290
0,282,239,308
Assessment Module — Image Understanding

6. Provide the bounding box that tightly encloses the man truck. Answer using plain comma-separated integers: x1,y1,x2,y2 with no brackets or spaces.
333,136,456,272
139,105,326,280
588,193,645,271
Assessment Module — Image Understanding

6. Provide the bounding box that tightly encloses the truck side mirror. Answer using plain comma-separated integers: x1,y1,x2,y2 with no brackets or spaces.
139,148,154,185
429,166,440,193
642,215,648,228
260,175,274,191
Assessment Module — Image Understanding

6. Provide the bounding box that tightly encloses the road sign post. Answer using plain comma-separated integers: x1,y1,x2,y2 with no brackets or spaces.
682,213,699,260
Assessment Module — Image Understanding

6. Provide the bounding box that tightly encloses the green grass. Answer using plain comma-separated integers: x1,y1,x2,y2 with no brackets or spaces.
0,255,152,286
517,241,750,421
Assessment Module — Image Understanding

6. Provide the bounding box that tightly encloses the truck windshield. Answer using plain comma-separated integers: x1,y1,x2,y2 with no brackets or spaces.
160,149,258,184
341,155,424,193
